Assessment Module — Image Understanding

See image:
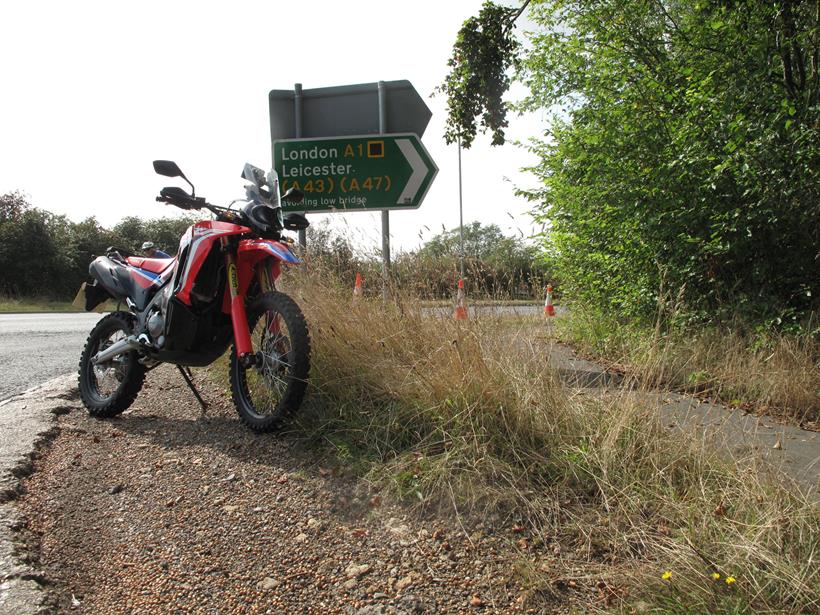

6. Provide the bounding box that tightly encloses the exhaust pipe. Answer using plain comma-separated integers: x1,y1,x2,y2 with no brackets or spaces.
91,335,142,365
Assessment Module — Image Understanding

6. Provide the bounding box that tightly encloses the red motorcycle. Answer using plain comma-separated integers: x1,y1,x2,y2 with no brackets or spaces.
77,161,310,432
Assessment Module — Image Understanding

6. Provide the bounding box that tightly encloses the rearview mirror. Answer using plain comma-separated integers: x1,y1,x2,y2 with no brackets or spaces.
282,187,305,204
153,160,196,196
153,160,183,178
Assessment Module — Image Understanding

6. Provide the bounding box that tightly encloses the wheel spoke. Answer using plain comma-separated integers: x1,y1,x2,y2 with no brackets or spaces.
242,309,293,417
90,329,129,400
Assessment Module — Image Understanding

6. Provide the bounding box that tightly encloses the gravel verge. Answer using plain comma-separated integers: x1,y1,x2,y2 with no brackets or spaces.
16,366,564,614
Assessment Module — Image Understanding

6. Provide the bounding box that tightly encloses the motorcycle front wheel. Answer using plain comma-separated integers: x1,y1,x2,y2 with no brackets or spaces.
229,291,310,432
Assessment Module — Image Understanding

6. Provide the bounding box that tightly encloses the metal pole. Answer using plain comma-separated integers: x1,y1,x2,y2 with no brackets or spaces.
378,80,390,299
458,138,465,280
294,83,307,248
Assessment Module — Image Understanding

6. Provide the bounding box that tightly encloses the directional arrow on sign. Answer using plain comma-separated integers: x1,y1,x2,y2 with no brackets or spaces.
273,133,438,213
396,138,426,205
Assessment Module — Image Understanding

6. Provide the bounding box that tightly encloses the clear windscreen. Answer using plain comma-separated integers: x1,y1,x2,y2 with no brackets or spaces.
242,163,281,209
241,163,284,230
266,170,281,209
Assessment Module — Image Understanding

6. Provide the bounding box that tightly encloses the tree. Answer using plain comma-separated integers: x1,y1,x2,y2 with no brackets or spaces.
0,191,28,223
112,215,194,255
0,193,200,298
68,217,119,287
143,216,197,255
0,194,73,297
516,0,820,321
410,222,549,297
304,220,358,281
299,220,548,299
111,216,147,253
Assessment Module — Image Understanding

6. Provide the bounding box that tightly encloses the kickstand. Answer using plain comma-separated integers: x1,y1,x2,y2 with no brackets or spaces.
177,365,208,415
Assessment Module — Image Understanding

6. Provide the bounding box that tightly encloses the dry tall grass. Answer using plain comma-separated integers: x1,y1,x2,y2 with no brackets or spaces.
557,308,820,425
272,269,818,613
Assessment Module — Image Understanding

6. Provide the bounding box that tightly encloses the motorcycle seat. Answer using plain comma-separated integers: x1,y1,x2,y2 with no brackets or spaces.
126,256,175,274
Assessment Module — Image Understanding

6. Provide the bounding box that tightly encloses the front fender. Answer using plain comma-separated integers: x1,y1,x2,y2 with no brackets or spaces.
234,239,299,298
237,239,299,265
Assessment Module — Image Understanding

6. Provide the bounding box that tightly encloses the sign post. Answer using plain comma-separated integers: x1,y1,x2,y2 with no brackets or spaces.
293,83,306,248
378,81,390,298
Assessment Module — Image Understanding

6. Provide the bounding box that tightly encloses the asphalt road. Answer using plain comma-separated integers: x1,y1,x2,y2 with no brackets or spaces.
425,304,550,318
0,313,103,401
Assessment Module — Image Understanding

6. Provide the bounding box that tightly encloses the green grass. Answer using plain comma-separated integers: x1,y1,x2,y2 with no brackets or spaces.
0,296,80,313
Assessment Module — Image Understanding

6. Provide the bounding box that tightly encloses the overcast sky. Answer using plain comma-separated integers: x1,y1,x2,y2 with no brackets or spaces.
0,0,546,252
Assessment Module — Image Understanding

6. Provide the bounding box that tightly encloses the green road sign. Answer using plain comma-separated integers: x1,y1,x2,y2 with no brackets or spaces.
273,133,438,213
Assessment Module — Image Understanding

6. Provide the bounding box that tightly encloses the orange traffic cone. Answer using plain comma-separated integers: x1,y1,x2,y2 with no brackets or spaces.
544,284,556,317
454,278,468,321
353,272,363,297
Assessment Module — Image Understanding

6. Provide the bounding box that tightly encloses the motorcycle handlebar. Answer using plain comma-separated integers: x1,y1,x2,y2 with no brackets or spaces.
156,195,197,210
156,186,207,210
156,195,233,221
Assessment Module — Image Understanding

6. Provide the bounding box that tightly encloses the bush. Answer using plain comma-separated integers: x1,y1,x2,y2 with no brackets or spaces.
303,219,552,300
0,192,195,299
516,1,820,323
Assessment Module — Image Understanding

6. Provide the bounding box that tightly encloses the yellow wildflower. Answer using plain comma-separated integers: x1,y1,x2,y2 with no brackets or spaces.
662,571,673,581
711,572,721,580
725,576,736,585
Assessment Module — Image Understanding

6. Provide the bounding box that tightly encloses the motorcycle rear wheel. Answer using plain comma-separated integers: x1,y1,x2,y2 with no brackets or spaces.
230,291,310,432
78,312,146,418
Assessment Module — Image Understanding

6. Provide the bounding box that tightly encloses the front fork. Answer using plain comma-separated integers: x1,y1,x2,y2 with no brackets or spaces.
257,264,281,337
225,246,277,362
225,250,253,359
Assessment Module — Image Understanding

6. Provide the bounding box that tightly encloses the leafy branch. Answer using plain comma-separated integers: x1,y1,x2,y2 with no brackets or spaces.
437,1,530,148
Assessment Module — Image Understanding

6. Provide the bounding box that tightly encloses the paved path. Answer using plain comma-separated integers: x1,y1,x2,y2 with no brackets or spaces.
425,304,555,318
0,313,102,401
544,340,819,495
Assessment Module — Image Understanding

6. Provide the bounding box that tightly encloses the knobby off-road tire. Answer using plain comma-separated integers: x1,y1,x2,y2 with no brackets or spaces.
78,311,146,418
230,291,310,432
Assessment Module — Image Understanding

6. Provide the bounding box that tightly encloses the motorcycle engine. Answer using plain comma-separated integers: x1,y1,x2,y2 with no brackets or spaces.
147,311,165,338
143,283,173,348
